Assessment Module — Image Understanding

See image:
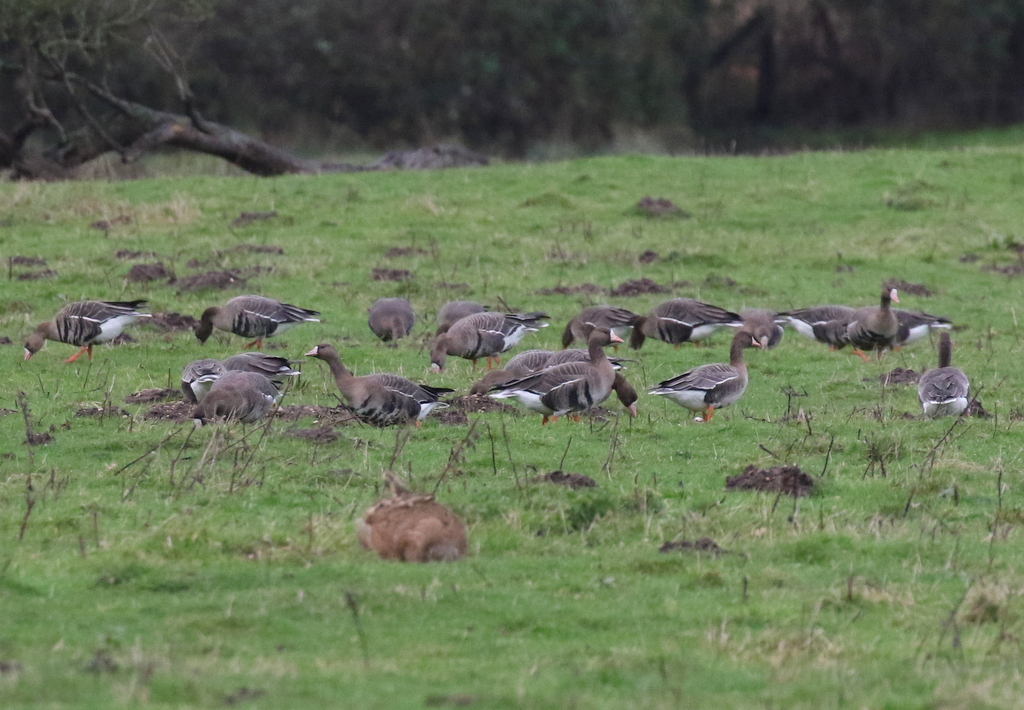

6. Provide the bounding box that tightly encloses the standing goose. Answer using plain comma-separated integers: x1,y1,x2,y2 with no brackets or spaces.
306,343,453,427
357,473,467,562
740,309,785,349
436,300,488,335
191,371,281,425
469,348,629,396
195,295,320,349
780,305,856,350
488,328,623,424
182,353,300,404
561,305,639,347
24,299,150,362
918,333,970,418
630,298,742,350
429,311,549,372
649,330,755,422
368,297,416,342
846,288,900,362
895,309,952,347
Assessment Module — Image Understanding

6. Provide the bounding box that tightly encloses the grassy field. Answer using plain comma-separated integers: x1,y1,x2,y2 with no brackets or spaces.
3,143,1024,709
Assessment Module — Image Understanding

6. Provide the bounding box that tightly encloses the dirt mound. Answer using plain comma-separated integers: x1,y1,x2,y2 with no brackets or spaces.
435,410,469,426
372,268,411,281
610,278,669,297
636,196,690,218
726,464,815,497
385,246,427,258
286,426,339,444
529,470,596,489
0,336,11,345
982,263,1024,277
148,312,198,331
176,271,246,293
8,256,46,267
115,250,159,260
885,279,932,297
273,405,355,425
967,398,992,419
230,211,278,228
127,262,172,282
125,388,180,404
230,243,284,255
448,395,518,415
638,250,659,264
143,401,193,422
17,269,57,281
659,537,728,554
371,144,489,170
870,367,920,386
76,404,129,418
25,432,54,445
535,283,605,296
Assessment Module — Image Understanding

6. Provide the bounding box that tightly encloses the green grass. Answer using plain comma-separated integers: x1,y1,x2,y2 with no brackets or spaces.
4,141,1024,708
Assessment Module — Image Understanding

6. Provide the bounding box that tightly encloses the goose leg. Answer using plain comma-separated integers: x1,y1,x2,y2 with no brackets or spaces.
851,349,871,363
245,338,264,350
541,415,550,425
65,346,90,363
702,406,715,422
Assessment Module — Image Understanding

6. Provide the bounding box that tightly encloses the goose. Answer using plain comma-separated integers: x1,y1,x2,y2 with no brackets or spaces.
740,309,785,349
918,332,969,418
649,330,755,422
195,295,320,349
846,288,900,361
561,305,639,347
191,371,281,425
780,305,856,349
306,343,453,427
469,348,629,396
368,297,415,342
488,328,622,423
429,311,549,372
24,299,150,362
357,473,466,562
436,300,488,335
630,298,742,350
895,310,952,346
182,353,301,404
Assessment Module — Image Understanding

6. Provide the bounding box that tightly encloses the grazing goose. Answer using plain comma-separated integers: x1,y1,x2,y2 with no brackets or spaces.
469,348,630,396
181,358,227,404
192,371,281,425
24,299,150,362
368,297,416,342
221,352,301,381
306,343,453,427
846,288,900,361
561,305,639,347
488,328,622,423
630,298,742,350
740,309,785,349
357,473,467,562
895,310,952,346
195,295,320,349
436,300,488,335
918,333,970,418
780,305,856,350
649,330,755,422
429,311,549,372
612,372,639,418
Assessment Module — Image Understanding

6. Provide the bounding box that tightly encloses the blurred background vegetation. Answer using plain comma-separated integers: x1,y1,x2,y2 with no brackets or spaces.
3,0,1024,170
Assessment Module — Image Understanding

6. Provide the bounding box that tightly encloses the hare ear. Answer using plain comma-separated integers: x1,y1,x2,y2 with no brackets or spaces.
384,471,410,496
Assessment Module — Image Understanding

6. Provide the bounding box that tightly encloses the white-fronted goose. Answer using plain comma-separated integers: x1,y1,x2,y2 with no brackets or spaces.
24,299,150,362
629,298,742,350
181,358,227,404
192,371,281,425
221,352,301,381
918,333,969,418
195,295,320,349
562,305,639,347
357,473,467,562
895,309,952,346
368,297,416,342
488,328,622,423
740,309,785,349
429,311,549,372
846,288,900,361
469,348,629,396
649,330,755,422
306,343,453,427
436,300,488,335
781,305,856,350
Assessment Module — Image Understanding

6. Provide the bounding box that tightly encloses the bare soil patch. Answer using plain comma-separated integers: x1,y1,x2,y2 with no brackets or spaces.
127,262,172,282
529,470,597,489
125,388,181,404
24,432,54,445
0,336,11,345
535,283,605,296
372,268,412,281
143,401,193,422
885,278,932,297
610,278,670,297
659,537,728,554
273,405,356,425
115,249,159,260
8,256,47,267
176,271,246,293
286,426,339,444
385,246,428,258
230,211,278,228
982,262,1024,277
17,269,57,281
726,464,815,497
635,196,689,218
869,368,920,386
228,243,284,255
148,312,198,332
967,398,992,418
76,404,129,418
638,250,659,264
436,410,470,426
449,395,518,415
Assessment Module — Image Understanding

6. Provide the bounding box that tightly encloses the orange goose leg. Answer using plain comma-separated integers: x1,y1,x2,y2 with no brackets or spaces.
702,405,715,423
851,348,871,363
244,338,264,350
65,345,90,363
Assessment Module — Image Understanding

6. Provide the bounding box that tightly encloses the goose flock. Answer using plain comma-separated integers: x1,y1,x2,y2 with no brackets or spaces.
21,286,967,560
